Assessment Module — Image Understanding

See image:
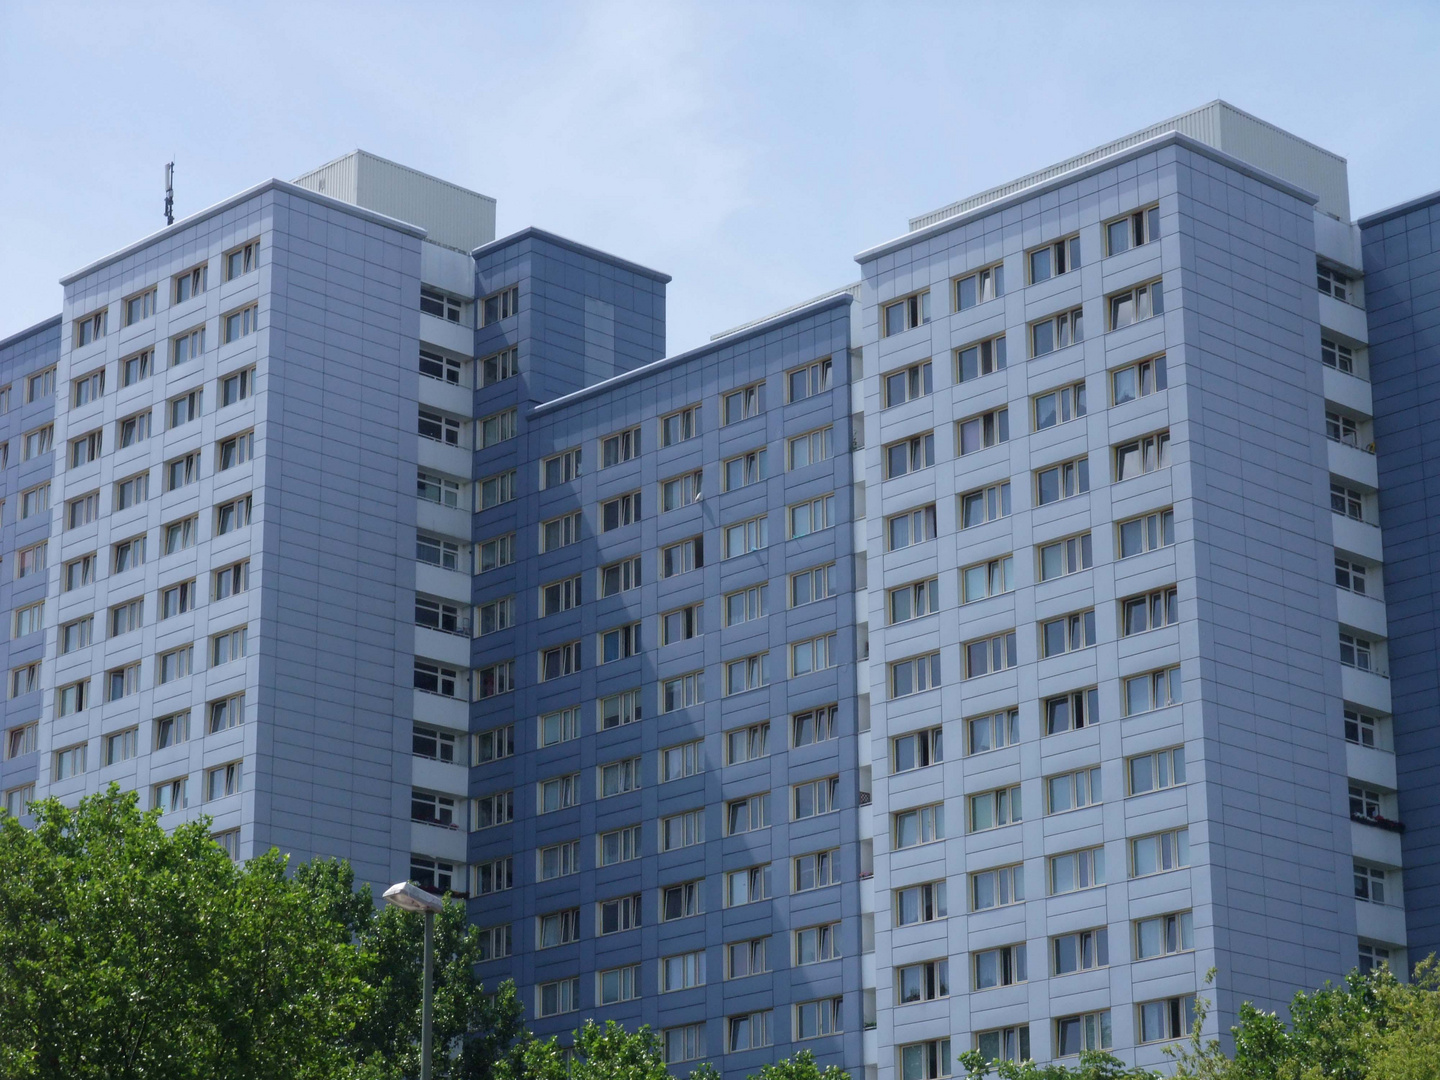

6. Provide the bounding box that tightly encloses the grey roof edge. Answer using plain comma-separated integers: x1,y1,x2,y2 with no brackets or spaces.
532,291,854,416
471,226,672,284
0,314,63,355
1357,188,1440,229
711,283,862,340
59,179,429,287
294,149,498,207
855,130,1321,265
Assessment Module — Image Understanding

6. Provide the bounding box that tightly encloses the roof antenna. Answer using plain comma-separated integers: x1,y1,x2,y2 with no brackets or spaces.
164,160,175,226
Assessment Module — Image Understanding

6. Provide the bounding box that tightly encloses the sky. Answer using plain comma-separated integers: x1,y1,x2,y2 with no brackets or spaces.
3,1,1439,353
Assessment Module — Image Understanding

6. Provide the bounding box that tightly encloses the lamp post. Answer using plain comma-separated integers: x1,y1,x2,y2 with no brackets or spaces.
383,880,445,1080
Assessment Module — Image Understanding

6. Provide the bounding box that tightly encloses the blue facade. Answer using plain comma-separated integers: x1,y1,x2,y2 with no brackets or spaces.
1361,191,1440,963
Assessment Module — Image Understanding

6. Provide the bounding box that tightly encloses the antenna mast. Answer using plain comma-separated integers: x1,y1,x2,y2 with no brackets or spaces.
164,161,175,226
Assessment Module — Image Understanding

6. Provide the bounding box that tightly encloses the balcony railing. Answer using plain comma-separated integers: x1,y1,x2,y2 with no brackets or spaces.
1353,811,1405,833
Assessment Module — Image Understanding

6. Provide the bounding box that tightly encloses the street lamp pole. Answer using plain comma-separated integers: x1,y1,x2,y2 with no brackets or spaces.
383,880,445,1080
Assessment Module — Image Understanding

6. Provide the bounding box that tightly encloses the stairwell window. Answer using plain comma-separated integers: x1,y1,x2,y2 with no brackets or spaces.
883,289,930,336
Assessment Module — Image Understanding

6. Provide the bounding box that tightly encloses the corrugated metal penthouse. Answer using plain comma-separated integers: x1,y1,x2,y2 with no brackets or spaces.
3,102,1437,1076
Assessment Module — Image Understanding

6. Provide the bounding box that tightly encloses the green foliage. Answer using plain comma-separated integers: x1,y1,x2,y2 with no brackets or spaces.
747,1049,850,1080
0,786,521,1080
957,1048,1161,1079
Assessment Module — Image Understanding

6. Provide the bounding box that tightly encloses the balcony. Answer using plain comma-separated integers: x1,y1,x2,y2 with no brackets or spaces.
413,690,468,731
1341,664,1391,714
419,373,473,417
1323,366,1373,417
419,312,474,357
1319,293,1369,345
1336,588,1388,639
416,561,472,605
418,437,472,481
1346,742,1396,789
1355,899,1408,947
412,756,468,797
1330,513,1384,565
1327,438,1378,489
409,817,468,862
415,625,470,668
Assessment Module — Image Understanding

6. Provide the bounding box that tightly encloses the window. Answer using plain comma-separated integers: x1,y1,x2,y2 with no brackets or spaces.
1322,337,1355,374
598,757,642,799
211,627,247,666
160,580,197,619
153,777,189,813
72,369,105,409
793,997,843,1042
208,693,246,734
884,360,934,407
1123,586,1179,636
477,409,518,449
539,510,582,553
1359,942,1392,975
660,404,700,446
171,327,206,367
599,425,641,468
1048,766,1102,813
1113,354,1167,404
105,664,141,703
410,855,459,897
885,577,939,625
593,558,641,603
885,432,934,479
1331,482,1365,522
973,945,1026,990
206,762,243,801
663,1024,706,1066
661,809,704,852
658,536,703,580
722,381,766,425
1118,508,1175,558
225,239,260,281
788,494,834,538
969,784,1021,832
890,653,941,698
725,652,769,695
729,936,772,979
791,634,836,676
1135,911,1194,960
899,1039,951,1080
70,430,103,468
109,598,144,637
786,708,836,752
1328,411,1360,448
1138,996,1197,1045
965,631,1017,678
724,516,768,557
10,663,41,698
417,470,461,509
473,857,514,896
1131,827,1189,877
1318,264,1351,303
537,840,580,880
661,603,703,646
1041,610,1096,658
419,349,462,385
1128,746,1186,795
787,356,834,402
420,286,463,323
480,285,518,326
54,741,88,778
23,425,53,461
1036,456,1090,505
173,263,207,303
660,468,703,511
1038,532,1093,581
882,289,930,336
726,722,770,764
537,641,581,681
597,689,642,731
27,368,55,402
66,491,100,529
74,309,107,347
536,978,580,1018
63,552,96,590
56,681,89,717
600,490,641,531
976,1027,1030,1065
723,447,768,491
599,622,641,663
166,451,201,491
1114,430,1171,480
1056,1011,1112,1056
971,863,1024,912
955,334,1007,383
725,794,768,836
1034,380,1087,430
789,564,834,608
477,470,516,510
0,385,7,412
1029,234,1081,283
539,575,581,617
222,303,259,343
598,894,642,936
1045,686,1099,736
473,534,512,573
59,616,93,655
1340,632,1378,673
414,660,460,698
726,864,772,909
1031,307,1085,356
1106,204,1161,255
724,583,767,627
1125,666,1182,715
662,879,704,921
1355,861,1388,904
472,724,515,765
411,790,459,828
958,483,1009,532
220,367,253,406
894,803,944,849
597,964,640,1006
13,601,44,638
1054,927,1109,974
5,724,37,760
419,410,463,447
474,347,518,391
151,713,190,751
118,411,151,449
961,557,1013,604
954,261,1004,310
415,596,464,635
537,907,583,951
1345,708,1379,748
1050,846,1105,894
660,739,704,781
967,708,1018,755
165,515,200,552
661,672,704,713
789,426,833,470
887,503,937,549
895,882,947,928
17,542,48,579
166,393,203,435
792,776,839,821
660,949,707,993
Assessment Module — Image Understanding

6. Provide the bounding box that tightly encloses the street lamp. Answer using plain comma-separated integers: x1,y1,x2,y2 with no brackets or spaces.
383,880,445,1080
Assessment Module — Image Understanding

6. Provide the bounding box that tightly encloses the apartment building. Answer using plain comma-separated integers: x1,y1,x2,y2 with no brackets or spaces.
0,105,1433,1075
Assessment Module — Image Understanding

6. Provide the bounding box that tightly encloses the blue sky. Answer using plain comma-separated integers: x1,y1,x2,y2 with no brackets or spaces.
3,1,1438,351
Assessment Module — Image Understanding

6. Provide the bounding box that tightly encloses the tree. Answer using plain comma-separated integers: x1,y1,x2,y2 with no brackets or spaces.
502,1020,720,1080
748,1050,851,1080
957,1048,1161,1080
0,787,522,1080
